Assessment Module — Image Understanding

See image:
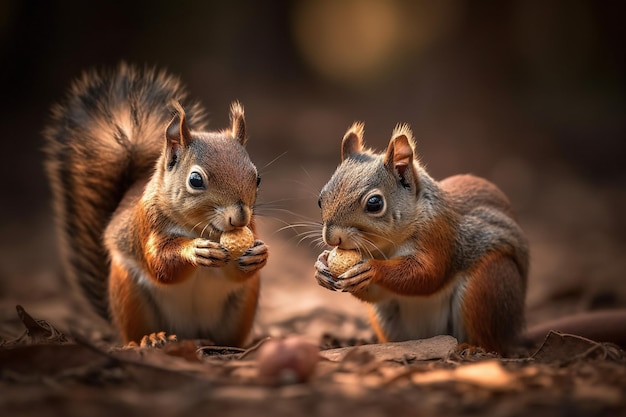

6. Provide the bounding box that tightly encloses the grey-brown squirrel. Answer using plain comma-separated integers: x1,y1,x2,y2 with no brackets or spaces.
314,122,529,354
44,63,268,346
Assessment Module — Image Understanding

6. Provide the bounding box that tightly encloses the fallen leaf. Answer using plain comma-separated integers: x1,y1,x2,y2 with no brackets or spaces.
532,331,621,365
0,305,70,347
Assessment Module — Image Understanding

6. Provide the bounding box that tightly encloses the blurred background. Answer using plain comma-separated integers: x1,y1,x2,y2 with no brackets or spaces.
1,0,624,337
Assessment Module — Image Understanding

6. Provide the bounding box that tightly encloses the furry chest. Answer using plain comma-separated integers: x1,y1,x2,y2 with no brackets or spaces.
372,273,468,342
142,267,244,339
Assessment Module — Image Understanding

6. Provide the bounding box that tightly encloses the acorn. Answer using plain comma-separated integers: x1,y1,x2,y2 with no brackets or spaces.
327,247,361,276
220,226,255,259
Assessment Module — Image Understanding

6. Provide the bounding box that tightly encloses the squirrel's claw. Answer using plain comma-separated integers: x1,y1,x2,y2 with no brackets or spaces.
336,261,372,293
123,331,178,349
237,240,269,273
193,239,229,267
314,251,338,291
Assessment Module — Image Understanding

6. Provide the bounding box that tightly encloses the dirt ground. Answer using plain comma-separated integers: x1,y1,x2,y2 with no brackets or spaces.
1,1,625,416
1,213,625,417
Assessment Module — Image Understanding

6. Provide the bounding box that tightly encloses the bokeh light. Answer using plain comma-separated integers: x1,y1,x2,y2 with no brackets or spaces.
291,0,460,87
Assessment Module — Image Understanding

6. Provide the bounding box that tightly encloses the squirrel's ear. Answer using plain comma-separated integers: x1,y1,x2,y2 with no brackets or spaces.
166,101,192,149
230,101,247,146
165,101,192,169
341,122,365,161
384,124,418,190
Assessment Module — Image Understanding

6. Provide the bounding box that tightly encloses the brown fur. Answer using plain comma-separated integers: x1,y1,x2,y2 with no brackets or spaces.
368,305,388,342
44,64,268,345
232,275,261,346
316,122,528,354
460,252,525,353
108,261,155,343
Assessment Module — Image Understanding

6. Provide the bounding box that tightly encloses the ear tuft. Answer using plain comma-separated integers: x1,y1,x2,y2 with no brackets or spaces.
230,101,247,145
341,121,365,161
391,123,416,150
384,123,418,190
164,101,192,169
166,101,192,148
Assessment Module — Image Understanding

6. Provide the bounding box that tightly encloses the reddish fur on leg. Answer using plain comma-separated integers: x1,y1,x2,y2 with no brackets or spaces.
461,252,526,354
108,261,153,344
232,273,260,347
368,305,389,343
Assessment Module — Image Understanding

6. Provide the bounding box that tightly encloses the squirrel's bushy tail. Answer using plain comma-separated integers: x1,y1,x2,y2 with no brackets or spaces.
44,63,207,319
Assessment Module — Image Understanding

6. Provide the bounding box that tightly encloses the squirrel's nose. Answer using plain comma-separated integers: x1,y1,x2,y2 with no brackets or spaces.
229,217,247,228
323,224,349,248
226,203,251,229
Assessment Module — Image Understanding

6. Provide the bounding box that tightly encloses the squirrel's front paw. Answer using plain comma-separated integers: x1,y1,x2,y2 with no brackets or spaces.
314,250,338,291
237,240,269,273
192,239,229,267
334,261,373,294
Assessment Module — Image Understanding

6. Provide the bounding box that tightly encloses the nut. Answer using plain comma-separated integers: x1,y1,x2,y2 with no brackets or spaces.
220,227,254,259
327,248,361,276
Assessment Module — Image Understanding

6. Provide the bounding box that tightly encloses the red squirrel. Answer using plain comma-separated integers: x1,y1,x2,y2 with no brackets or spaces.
44,64,268,346
314,122,529,354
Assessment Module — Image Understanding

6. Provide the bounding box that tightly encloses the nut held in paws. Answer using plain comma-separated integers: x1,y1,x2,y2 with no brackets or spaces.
220,227,254,259
327,248,361,276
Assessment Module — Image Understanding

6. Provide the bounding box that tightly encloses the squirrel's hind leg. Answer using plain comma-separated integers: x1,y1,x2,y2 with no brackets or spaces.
108,261,161,346
460,253,526,355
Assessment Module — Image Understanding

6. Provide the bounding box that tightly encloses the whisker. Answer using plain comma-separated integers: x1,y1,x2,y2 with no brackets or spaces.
201,213,222,239
254,200,301,209
313,238,328,250
253,204,322,228
292,229,323,245
255,214,294,228
353,236,372,259
300,166,313,181
259,151,288,171
253,218,320,236
190,220,205,235
280,229,312,240
266,168,324,199
299,231,324,241
355,233,388,260
273,223,324,248
254,206,318,221
297,234,316,247
364,242,381,260
200,221,211,238
276,222,322,233
361,230,397,248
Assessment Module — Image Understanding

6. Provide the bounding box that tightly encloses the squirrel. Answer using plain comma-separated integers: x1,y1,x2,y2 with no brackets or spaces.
44,63,268,347
314,122,529,354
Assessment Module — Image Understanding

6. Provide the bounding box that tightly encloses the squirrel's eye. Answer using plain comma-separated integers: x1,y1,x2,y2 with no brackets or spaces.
317,197,322,209
365,195,384,213
256,175,261,187
189,172,204,189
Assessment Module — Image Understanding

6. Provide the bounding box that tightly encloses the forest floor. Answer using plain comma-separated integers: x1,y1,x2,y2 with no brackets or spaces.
1,221,625,417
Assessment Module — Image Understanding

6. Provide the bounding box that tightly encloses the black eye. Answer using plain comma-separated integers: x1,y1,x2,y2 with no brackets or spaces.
365,195,384,213
189,172,204,189
256,175,261,187
317,196,322,209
